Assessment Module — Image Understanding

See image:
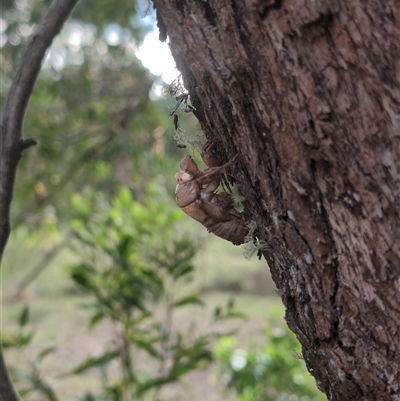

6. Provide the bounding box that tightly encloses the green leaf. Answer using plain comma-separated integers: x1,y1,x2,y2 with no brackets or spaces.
136,377,176,396
169,349,213,379
18,306,30,327
70,264,94,290
1,332,34,348
70,350,119,375
134,338,161,360
141,269,164,293
172,264,194,280
117,234,132,258
88,311,105,329
23,371,60,401
38,383,60,401
38,347,57,363
18,388,32,397
174,294,203,308
132,311,152,325
224,311,248,320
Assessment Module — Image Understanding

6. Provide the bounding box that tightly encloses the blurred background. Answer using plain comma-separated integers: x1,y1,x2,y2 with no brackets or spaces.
0,1,326,400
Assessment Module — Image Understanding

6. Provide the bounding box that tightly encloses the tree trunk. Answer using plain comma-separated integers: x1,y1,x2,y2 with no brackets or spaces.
152,1,400,400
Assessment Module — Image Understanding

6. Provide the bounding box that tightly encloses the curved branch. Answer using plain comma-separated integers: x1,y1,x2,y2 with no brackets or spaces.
0,0,79,262
0,1,79,400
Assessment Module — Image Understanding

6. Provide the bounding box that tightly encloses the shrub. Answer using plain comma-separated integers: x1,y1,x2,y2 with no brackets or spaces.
214,325,327,401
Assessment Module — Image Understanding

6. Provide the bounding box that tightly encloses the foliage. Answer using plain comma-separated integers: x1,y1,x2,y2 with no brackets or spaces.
2,306,60,401
3,185,247,401
1,0,203,297
66,185,214,400
214,325,327,401
1,0,183,234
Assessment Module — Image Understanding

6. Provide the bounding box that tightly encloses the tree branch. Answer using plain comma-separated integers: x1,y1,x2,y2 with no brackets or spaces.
0,0,79,263
0,346,22,401
0,1,79,400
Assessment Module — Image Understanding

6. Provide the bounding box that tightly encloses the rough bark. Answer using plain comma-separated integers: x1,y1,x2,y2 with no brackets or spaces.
0,1,79,399
153,1,400,400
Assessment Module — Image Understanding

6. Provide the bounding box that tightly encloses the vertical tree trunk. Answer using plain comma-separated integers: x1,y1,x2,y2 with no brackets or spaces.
153,1,400,399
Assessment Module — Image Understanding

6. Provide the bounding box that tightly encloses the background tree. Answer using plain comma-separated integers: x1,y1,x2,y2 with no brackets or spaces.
1,0,180,398
152,1,400,400
1,0,192,296
1,0,179,233
1,1,80,398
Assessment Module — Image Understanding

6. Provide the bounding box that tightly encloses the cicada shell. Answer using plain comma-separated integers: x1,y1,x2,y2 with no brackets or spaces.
175,142,248,245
